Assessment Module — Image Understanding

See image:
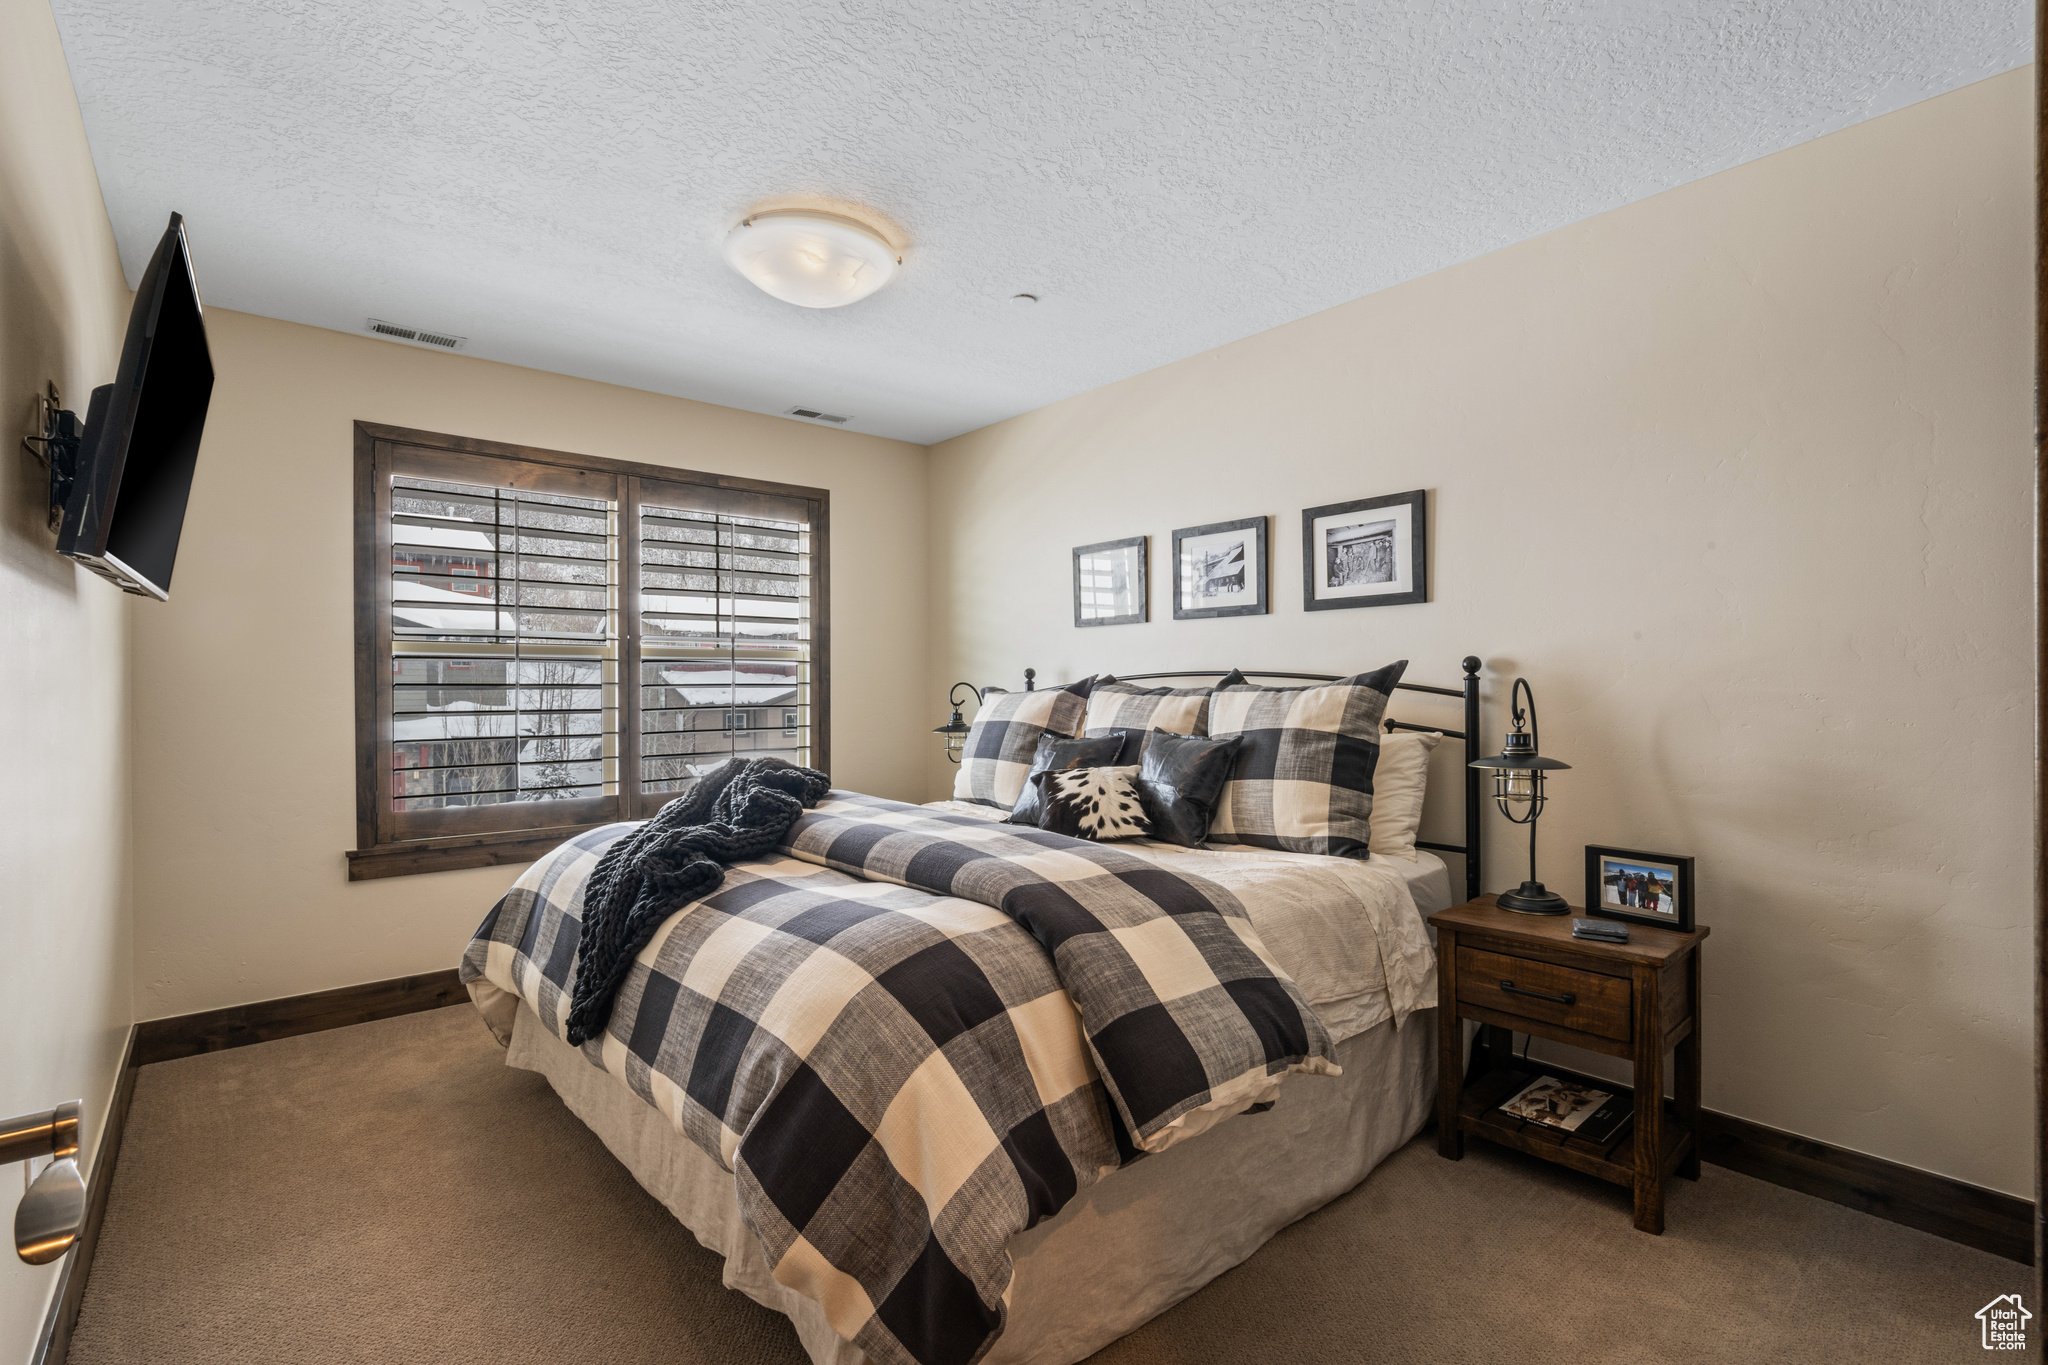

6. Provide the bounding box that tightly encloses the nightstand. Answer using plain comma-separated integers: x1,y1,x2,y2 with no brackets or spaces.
1429,896,1709,1234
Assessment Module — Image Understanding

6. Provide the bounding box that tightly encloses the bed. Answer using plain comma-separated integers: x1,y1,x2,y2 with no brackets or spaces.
462,663,1484,1365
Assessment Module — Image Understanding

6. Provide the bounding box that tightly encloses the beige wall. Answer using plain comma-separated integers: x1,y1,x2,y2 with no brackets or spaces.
127,310,928,1021
0,0,136,1357
927,71,2035,1196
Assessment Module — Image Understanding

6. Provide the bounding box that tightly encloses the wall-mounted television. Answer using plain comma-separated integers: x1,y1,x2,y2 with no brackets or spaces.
55,212,214,600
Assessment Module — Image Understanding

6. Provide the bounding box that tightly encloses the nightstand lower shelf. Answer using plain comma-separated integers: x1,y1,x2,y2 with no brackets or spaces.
1456,1066,1695,1189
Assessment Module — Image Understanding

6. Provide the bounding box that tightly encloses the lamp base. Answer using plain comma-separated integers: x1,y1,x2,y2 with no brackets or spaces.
1496,881,1571,916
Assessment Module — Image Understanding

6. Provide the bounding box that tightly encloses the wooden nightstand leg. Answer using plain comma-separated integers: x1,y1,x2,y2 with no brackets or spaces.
1487,1023,1517,1077
1437,929,1463,1159
1675,950,1702,1180
1630,963,1665,1234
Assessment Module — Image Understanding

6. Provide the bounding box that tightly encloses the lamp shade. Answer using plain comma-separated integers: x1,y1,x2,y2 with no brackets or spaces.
723,210,901,309
1469,751,1572,772
1469,726,1571,772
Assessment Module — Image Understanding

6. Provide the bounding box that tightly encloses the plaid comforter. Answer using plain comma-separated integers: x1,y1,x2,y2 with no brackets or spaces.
461,793,1339,1365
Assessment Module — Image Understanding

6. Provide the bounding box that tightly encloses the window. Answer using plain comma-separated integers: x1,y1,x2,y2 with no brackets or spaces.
350,423,829,880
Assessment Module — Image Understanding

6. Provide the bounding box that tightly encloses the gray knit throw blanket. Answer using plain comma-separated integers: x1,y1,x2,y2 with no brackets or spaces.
563,757,831,1045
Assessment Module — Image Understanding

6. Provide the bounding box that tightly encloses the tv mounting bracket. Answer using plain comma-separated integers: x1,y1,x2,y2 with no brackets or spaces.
21,382,82,534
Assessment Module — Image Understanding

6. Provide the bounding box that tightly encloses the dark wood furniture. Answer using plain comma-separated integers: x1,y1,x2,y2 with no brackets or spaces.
1430,896,1709,1234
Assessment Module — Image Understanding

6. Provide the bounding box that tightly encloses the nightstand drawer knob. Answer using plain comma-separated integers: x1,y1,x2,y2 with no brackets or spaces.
1499,979,1576,1006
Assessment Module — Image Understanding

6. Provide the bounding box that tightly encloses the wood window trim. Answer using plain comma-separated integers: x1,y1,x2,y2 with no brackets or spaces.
349,421,831,882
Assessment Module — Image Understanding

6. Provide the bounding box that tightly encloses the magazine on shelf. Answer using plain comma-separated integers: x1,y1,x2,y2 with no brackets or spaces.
1498,1074,1630,1144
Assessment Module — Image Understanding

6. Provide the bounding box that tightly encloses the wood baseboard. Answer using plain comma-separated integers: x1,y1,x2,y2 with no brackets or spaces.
131,969,468,1066
1475,1051,2033,1264
1699,1110,2032,1265
30,1026,137,1365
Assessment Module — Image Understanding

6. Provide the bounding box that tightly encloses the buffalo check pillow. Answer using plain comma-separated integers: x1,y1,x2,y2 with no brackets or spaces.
952,677,1096,807
1082,680,1215,754
1204,660,1409,857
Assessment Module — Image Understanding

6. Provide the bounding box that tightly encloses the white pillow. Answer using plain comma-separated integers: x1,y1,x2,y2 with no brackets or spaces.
1369,731,1440,860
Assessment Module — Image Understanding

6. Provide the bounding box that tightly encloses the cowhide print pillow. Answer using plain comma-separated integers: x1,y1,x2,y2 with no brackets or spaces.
1034,765,1153,841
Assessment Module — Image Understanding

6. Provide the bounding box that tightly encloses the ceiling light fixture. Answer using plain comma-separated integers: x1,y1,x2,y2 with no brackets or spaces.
723,209,902,309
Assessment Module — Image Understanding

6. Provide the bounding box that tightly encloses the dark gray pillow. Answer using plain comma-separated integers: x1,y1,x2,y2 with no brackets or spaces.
1008,733,1126,826
1134,729,1242,847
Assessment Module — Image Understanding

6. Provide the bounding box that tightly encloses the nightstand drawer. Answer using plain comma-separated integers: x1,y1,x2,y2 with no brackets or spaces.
1455,947,1632,1042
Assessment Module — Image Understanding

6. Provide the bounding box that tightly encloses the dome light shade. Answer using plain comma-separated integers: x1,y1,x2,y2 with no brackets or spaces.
723,210,901,308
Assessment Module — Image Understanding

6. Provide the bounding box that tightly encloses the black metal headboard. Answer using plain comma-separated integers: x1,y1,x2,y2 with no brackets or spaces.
1014,658,1483,900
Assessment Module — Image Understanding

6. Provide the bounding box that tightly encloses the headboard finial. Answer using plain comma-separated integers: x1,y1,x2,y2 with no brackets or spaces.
1024,667,1036,692
1462,656,1481,676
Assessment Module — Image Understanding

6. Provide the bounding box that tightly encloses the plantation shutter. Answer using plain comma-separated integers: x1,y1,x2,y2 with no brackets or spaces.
628,477,814,811
352,423,829,878
373,445,623,842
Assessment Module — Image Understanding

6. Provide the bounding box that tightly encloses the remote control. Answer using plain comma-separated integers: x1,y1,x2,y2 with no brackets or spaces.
1572,918,1629,942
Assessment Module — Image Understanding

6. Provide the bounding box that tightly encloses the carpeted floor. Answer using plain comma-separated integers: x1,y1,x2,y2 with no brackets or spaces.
67,1005,2024,1364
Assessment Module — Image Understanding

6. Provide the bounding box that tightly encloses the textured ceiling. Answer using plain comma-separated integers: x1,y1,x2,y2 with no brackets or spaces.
50,1,2030,445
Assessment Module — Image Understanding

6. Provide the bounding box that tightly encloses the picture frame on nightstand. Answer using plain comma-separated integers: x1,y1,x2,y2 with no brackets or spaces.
1585,845,1695,932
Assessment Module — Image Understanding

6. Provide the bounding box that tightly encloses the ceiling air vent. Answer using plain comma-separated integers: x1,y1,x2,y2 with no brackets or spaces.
785,406,850,424
367,319,466,350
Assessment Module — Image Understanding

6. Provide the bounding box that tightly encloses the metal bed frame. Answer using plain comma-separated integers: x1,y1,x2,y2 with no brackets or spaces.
1013,657,1484,901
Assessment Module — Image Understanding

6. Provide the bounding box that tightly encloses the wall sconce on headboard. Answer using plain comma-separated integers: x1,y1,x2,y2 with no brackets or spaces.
933,682,983,763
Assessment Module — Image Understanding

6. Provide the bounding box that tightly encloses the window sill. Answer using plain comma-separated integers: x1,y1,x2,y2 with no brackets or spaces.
346,824,605,881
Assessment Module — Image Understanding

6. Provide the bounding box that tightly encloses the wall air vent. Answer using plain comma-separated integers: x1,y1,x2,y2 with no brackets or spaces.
785,406,850,424
367,319,466,350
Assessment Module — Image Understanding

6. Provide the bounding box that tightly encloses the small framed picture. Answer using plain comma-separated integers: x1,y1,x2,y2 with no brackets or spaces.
1172,516,1268,619
1073,536,1147,627
1302,489,1427,611
1585,845,1695,932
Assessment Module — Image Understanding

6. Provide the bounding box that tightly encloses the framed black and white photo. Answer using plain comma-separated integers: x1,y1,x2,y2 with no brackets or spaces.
1302,489,1427,611
1172,517,1267,619
1072,536,1147,627
1585,845,1695,933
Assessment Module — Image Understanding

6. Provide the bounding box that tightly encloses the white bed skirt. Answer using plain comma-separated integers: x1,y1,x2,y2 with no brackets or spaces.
507,1003,1438,1365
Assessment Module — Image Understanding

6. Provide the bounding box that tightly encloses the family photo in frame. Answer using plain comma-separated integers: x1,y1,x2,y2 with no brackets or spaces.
1585,845,1696,932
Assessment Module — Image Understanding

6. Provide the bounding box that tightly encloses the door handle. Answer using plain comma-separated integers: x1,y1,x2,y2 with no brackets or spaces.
1499,979,1576,1007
